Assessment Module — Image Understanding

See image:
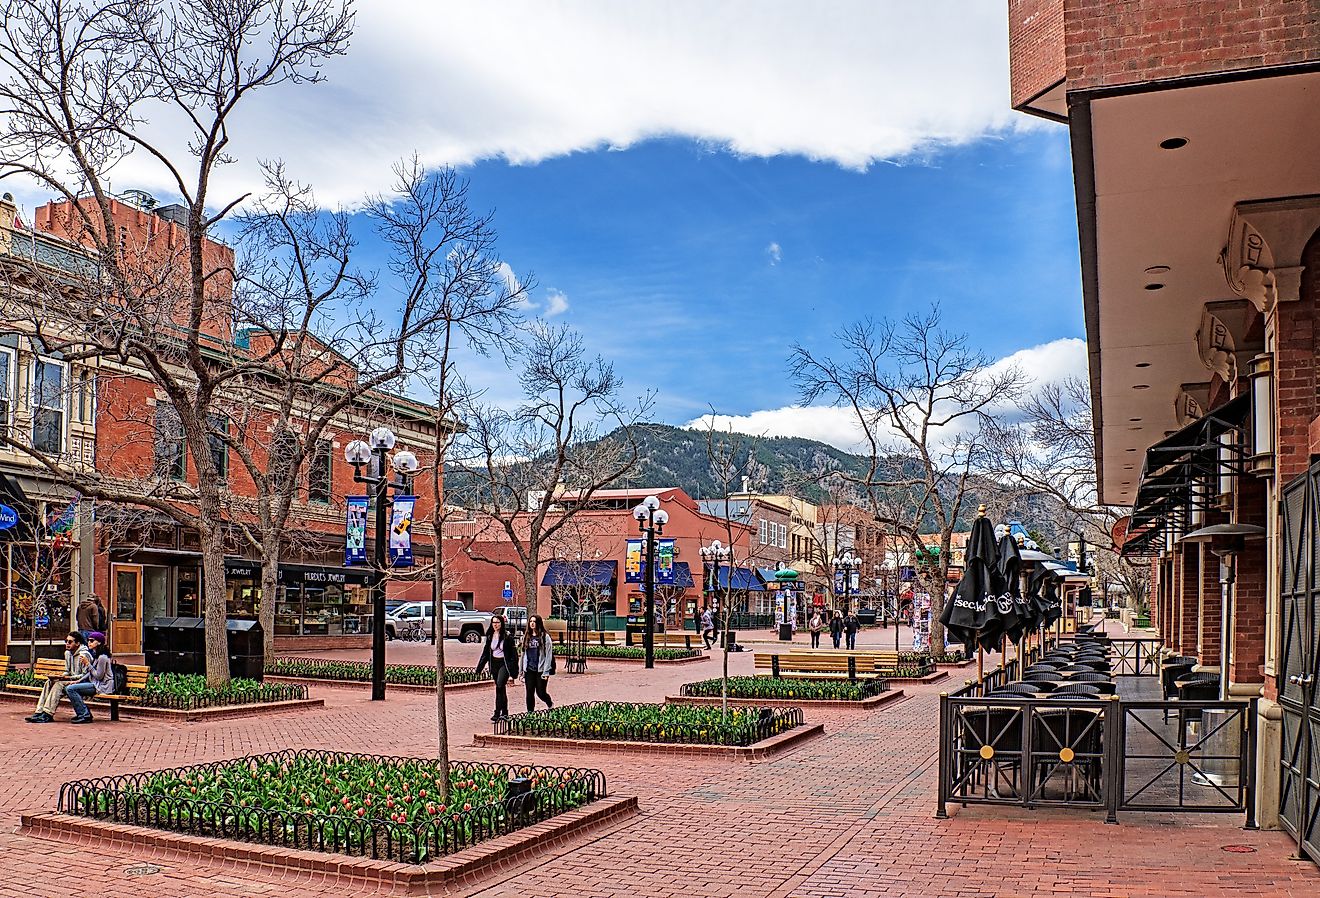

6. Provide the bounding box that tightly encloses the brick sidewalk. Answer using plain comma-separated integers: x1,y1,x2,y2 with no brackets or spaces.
0,645,1312,898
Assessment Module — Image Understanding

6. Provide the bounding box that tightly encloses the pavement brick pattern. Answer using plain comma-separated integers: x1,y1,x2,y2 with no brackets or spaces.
0,628,1314,897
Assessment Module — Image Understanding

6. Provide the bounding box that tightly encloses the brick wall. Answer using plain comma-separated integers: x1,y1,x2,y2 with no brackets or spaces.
1062,0,1320,93
1198,541,1222,666
1179,546,1199,654
1232,474,1267,685
1276,232,1320,482
1009,0,1067,106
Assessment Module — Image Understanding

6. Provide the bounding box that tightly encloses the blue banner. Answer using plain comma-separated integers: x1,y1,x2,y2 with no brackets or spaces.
388,495,416,568
833,569,845,595
345,497,368,565
656,539,675,584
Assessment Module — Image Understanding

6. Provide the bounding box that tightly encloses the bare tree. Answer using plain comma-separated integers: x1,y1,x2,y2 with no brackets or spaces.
456,323,651,621
790,305,1027,652
0,0,354,685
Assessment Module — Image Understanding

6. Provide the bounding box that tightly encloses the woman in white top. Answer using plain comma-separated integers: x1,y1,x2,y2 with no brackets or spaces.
474,615,519,721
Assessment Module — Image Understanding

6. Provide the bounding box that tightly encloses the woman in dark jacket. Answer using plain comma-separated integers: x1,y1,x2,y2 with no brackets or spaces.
474,615,519,721
829,610,844,649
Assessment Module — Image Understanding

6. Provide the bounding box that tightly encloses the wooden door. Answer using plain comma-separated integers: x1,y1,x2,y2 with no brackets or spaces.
110,564,143,654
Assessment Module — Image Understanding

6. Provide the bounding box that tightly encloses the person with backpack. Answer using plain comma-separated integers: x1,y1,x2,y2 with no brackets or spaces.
519,615,555,713
474,615,518,722
25,632,92,723
63,631,114,724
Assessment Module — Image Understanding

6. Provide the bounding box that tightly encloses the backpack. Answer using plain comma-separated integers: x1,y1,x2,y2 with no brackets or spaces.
110,662,128,695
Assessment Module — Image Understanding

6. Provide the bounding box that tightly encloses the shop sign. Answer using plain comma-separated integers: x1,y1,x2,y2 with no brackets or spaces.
0,503,18,530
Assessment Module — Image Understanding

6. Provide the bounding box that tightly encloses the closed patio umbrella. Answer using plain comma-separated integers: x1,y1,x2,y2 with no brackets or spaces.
939,508,1004,678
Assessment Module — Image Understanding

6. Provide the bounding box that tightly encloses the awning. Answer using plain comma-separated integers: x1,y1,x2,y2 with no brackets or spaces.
671,561,695,589
541,559,617,587
1124,394,1250,558
714,565,764,591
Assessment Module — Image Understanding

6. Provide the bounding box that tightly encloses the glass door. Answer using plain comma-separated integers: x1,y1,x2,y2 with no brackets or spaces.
110,564,143,654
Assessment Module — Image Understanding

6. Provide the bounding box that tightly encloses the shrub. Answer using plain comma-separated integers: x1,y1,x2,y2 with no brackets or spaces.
580,645,700,662
265,657,489,686
2,669,304,709
679,676,886,701
497,701,802,746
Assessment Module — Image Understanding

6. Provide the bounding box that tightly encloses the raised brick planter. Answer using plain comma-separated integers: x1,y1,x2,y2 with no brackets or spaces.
473,722,824,760
263,675,491,694
22,794,638,896
0,690,323,722
666,689,905,711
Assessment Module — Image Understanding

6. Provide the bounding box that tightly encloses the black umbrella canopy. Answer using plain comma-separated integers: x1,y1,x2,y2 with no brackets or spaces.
996,531,1034,642
939,515,1005,651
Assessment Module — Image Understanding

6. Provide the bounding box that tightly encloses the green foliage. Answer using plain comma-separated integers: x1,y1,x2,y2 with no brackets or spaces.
265,657,489,686
581,645,700,661
133,673,307,709
503,701,798,746
680,676,886,701
1,670,39,688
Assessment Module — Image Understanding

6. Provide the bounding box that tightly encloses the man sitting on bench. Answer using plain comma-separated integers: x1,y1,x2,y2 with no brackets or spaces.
64,632,114,725
25,632,92,724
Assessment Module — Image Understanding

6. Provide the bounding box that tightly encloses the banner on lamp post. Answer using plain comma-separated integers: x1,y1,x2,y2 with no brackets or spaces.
345,496,368,566
625,539,643,583
655,539,675,584
388,495,416,567
833,569,845,595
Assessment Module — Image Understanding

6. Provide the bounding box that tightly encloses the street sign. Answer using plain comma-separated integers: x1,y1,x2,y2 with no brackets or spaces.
502,581,513,600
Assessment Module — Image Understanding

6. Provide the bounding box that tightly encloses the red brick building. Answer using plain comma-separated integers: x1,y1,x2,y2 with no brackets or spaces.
1007,0,1320,851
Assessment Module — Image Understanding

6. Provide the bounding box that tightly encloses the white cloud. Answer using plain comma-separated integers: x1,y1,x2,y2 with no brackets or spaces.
766,242,782,265
543,289,570,317
683,338,1087,453
10,2,1026,209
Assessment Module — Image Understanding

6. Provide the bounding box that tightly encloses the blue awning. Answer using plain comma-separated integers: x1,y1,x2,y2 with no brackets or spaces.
541,560,617,587
756,568,777,584
712,565,764,591
669,561,694,588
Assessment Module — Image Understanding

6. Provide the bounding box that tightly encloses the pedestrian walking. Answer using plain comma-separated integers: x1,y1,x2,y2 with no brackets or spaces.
808,609,825,649
844,609,861,650
701,605,716,650
520,615,555,713
474,615,519,722
830,610,844,649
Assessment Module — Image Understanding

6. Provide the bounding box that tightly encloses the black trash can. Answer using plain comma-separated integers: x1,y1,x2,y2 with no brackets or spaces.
143,616,206,675
719,629,738,649
778,622,793,641
226,619,264,681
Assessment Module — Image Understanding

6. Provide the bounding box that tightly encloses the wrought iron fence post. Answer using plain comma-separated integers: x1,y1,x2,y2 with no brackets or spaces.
1105,695,1123,824
936,692,950,818
1020,701,1033,810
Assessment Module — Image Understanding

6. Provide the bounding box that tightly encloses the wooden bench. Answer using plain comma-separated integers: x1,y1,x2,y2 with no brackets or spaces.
8,657,149,721
0,655,9,677
754,652,885,681
807,649,932,676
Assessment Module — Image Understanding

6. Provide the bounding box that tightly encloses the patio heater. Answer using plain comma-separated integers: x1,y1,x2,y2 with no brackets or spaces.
1178,521,1266,701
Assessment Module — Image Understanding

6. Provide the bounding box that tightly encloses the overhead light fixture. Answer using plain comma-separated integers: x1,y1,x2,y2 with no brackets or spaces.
1129,417,1143,422
1126,448,1138,453
1248,353,1274,473
1135,362,1151,368
1145,265,1171,275
1133,384,1151,390
1160,137,1189,150
1180,522,1266,543
1144,283,1165,291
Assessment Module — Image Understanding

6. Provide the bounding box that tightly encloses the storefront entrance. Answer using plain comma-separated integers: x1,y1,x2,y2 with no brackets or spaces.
1279,461,1320,862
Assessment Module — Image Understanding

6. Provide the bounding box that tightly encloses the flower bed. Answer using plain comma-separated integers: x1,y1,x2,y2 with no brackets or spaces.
581,646,701,662
58,750,605,864
495,701,803,746
891,652,937,676
931,650,968,664
679,676,887,702
265,657,489,686
2,670,306,710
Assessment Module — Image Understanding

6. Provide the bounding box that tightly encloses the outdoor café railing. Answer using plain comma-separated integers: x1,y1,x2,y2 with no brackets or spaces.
937,693,1257,825
1049,637,1163,677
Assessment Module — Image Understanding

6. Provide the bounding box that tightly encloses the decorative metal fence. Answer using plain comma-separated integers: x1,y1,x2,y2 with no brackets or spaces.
937,693,1257,825
265,657,489,686
58,750,607,864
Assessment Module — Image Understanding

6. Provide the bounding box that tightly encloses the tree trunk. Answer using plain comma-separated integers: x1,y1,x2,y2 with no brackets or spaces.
432,457,450,804
199,522,230,687
522,561,540,621
928,576,947,655
259,544,280,663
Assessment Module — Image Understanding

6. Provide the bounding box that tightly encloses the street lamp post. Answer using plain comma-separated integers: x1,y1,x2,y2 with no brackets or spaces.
344,427,419,701
700,539,731,644
631,495,669,669
832,550,861,615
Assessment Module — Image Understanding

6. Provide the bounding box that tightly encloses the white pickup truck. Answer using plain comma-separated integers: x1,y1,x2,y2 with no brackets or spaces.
385,601,492,643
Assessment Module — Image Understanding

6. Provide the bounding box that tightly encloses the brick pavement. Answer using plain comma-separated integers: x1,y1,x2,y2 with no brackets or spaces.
0,635,1314,898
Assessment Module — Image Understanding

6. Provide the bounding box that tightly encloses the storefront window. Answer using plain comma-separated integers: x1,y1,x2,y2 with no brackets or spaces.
225,574,260,621
7,544,74,644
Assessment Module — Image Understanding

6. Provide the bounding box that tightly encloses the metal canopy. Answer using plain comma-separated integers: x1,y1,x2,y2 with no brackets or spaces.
1123,393,1250,558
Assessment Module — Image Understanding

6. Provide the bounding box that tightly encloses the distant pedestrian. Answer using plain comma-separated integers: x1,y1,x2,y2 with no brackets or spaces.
474,615,519,722
830,610,844,649
844,609,861,650
92,594,108,632
75,595,99,636
701,606,716,650
808,609,825,649
520,615,555,713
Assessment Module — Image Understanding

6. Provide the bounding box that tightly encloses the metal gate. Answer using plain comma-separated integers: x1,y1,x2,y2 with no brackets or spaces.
1279,462,1320,861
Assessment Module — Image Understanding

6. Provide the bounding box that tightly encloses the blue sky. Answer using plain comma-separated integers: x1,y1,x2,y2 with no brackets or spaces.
446,128,1083,428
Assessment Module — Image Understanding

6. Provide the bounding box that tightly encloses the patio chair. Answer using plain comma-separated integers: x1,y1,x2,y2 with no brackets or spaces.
993,684,1042,698
956,705,1025,799
1052,682,1102,697
1032,707,1105,802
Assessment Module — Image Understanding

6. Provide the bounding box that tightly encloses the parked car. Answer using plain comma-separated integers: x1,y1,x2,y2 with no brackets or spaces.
493,605,527,635
384,602,492,642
